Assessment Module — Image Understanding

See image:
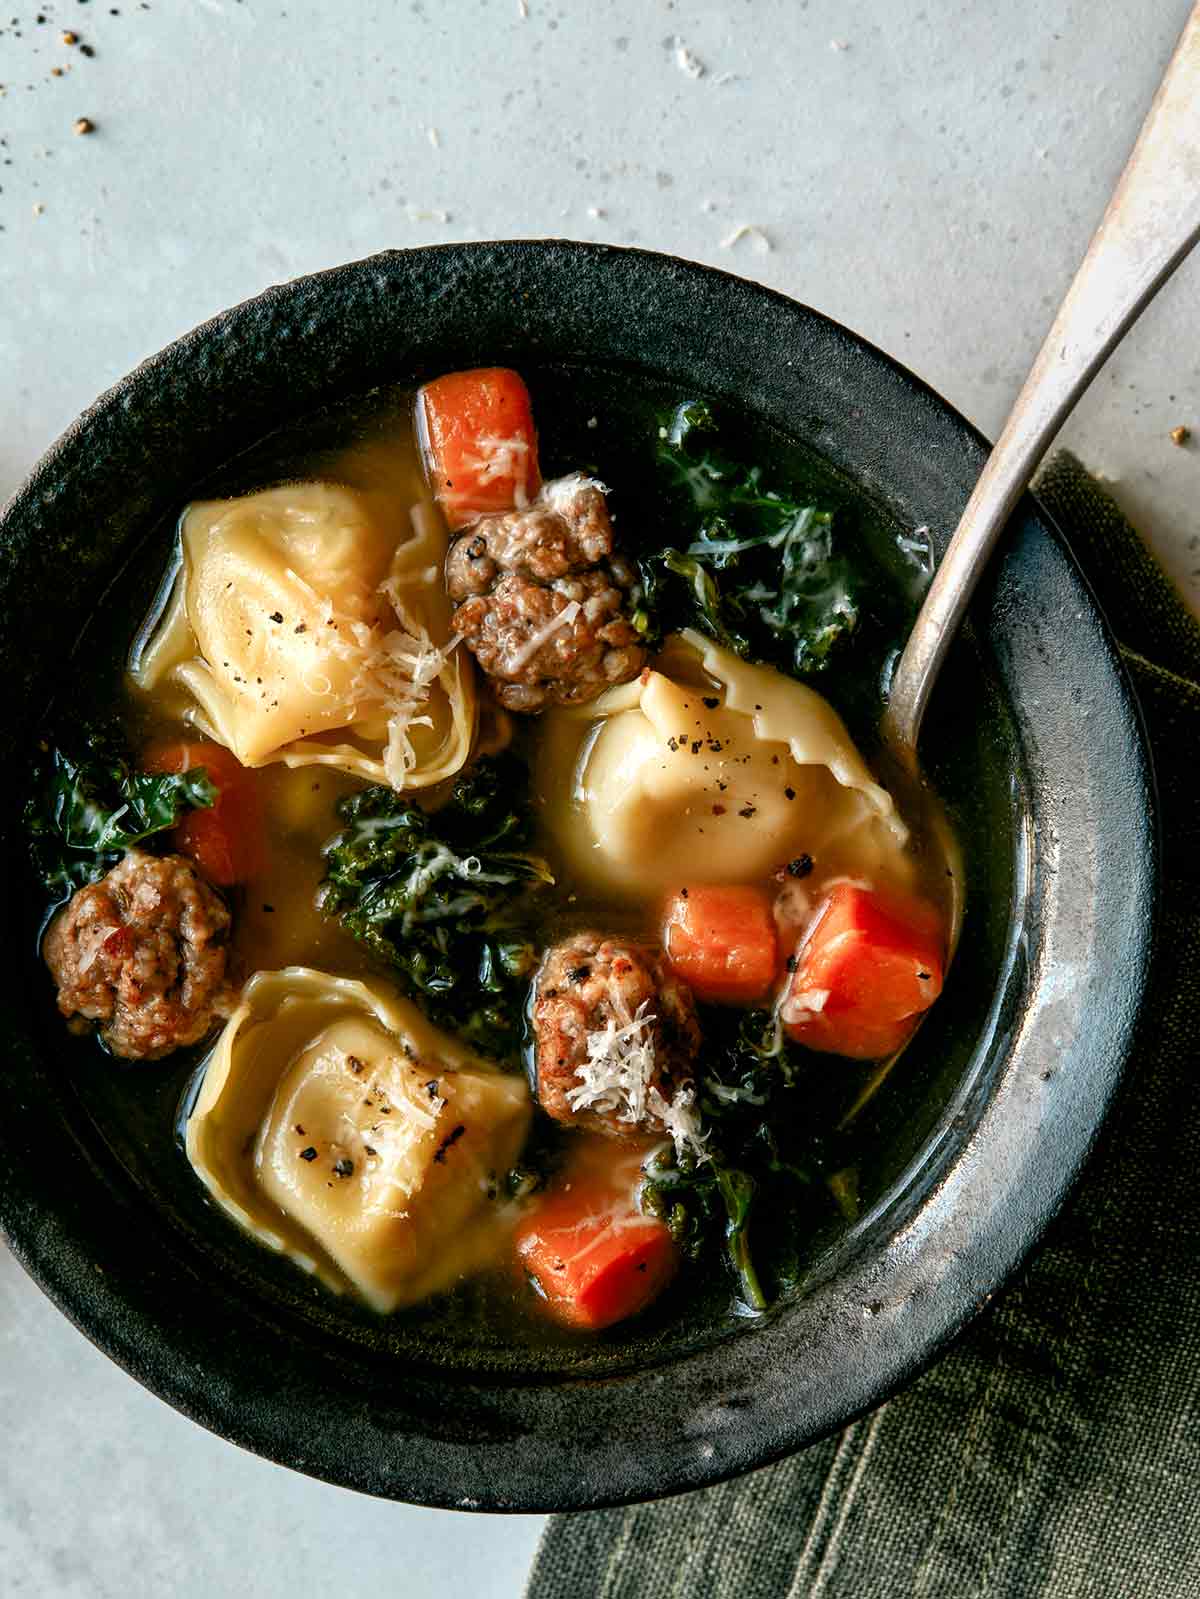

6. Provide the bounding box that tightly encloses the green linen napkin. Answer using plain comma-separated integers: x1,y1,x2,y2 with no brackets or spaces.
526,452,1200,1599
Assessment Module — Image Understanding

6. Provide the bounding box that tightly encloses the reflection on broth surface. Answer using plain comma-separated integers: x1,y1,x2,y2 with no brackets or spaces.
233,766,368,973
27,367,965,1344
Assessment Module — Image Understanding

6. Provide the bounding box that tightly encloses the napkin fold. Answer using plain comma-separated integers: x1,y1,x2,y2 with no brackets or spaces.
526,453,1200,1599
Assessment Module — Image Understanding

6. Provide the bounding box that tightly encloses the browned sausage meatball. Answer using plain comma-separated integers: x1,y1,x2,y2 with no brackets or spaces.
533,932,702,1141
43,850,235,1060
445,474,645,713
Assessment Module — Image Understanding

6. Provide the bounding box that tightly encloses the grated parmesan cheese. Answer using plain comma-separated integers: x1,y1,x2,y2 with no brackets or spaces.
461,434,533,508
706,1079,766,1107
649,1082,708,1162
566,1001,709,1162
286,517,456,792
566,1003,657,1123
538,470,608,515
506,599,582,674
330,1053,449,1220
75,921,116,977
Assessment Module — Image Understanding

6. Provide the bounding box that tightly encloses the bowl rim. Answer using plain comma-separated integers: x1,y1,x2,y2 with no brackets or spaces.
0,240,1158,1511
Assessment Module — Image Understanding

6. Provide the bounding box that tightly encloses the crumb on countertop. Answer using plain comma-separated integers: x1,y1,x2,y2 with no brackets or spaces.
719,222,773,254
673,37,706,79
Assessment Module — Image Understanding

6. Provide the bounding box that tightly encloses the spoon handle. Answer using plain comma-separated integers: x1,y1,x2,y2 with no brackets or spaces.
882,3,1200,764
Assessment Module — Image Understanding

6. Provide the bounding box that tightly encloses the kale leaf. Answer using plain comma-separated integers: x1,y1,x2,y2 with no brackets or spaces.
644,399,860,677
639,1006,827,1312
642,1144,769,1312
26,744,217,902
318,755,551,1063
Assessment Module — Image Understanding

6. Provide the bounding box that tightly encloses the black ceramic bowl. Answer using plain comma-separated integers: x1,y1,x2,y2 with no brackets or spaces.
0,243,1155,1511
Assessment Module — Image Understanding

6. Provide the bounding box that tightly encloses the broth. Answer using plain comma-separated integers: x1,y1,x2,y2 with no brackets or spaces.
29,368,966,1347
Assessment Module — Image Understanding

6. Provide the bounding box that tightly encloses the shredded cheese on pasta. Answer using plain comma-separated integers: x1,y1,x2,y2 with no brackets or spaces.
331,1054,448,1222
292,560,459,791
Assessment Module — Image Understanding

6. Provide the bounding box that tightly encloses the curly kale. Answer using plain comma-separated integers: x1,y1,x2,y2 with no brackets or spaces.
641,1145,770,1312
640,398,860,677
26,742,217,903
318,755,551,1063
639,1007,828,1312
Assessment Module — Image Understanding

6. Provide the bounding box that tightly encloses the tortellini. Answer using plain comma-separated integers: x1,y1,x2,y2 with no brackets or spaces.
538,629,914,901
186,968,531,1312
130,481,475,789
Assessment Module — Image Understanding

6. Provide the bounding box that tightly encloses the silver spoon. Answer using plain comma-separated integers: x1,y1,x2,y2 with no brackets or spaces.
882,3,1200,771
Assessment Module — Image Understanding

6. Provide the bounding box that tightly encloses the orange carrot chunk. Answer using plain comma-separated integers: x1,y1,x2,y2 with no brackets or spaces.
781,883,945,1060
662,884,778,1006
417,367,541,530
142,740,262,887
515,1153,677,1331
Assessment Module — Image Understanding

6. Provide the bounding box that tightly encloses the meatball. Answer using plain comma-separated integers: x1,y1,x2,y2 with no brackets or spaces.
445,473,646,713
43,850,235,1060
533,932,702,1140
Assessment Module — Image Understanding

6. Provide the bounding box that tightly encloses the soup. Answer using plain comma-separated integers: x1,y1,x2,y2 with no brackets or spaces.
26,368,958,1335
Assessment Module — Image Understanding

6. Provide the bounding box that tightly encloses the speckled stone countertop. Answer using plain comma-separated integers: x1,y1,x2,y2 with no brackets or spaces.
1,2,1195,1595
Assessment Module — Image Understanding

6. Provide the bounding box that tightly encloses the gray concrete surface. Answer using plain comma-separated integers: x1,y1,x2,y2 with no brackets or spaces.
1,2,1196,1596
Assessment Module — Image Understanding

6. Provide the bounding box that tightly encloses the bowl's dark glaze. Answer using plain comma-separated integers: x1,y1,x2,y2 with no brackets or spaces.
0,243,1156,1510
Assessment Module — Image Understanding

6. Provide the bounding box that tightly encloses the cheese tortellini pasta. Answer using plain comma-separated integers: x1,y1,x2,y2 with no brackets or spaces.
130,482,475,789
186,968,531,1312
538,629,914,901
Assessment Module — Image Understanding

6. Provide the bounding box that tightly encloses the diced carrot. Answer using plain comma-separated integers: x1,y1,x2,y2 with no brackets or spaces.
514,1143,677,1331
662,884,778,1006
417,367,541,530
781,882,945,1060
142,739,263,887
